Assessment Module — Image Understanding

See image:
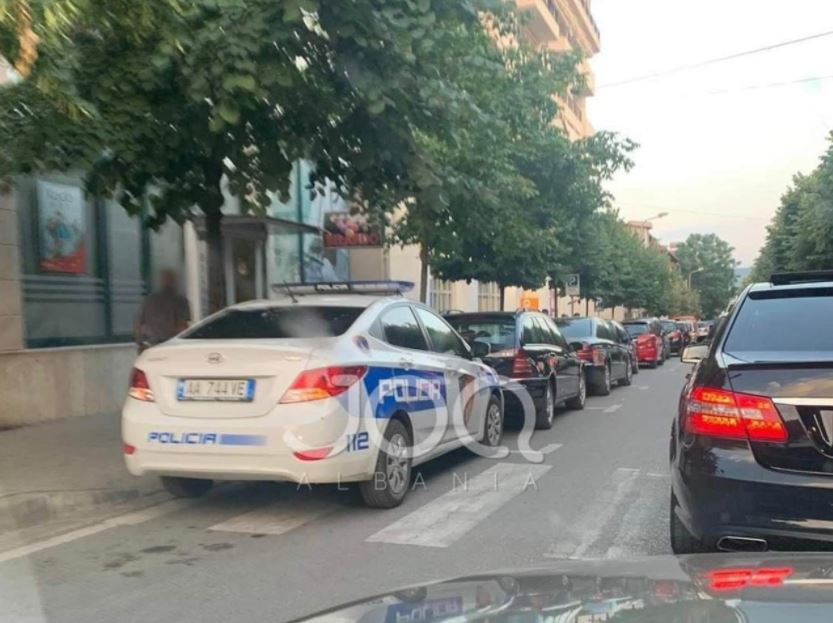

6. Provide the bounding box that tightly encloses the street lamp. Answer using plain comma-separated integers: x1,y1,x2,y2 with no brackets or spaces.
688,267,704,289
644,211,669,223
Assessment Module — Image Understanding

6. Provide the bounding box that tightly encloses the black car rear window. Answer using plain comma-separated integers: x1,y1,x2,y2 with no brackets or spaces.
624,323,649,337
183,306,364,339
724,288,833,354
446,316,516,350
556,318,593,338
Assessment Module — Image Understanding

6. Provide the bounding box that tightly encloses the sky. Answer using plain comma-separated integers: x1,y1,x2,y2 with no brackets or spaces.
587,0,833,266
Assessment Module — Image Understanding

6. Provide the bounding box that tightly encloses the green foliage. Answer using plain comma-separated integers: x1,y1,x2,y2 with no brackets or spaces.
675,233,736,318
0,0,637,305
751,134,833,282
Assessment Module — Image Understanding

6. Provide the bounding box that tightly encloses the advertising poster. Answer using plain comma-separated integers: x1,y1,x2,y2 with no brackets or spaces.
323,211,382,248
37,181,86,273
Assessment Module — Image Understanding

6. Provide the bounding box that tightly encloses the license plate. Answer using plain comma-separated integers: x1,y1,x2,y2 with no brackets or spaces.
176,379,255,402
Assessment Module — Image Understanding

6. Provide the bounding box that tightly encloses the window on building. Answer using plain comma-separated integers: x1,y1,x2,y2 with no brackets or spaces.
430,277,453,312
478,282,501,311
15,175,183,348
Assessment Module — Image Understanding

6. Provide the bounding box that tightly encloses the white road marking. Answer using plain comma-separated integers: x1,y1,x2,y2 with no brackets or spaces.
545,467,641,559
367,463,551,548
208,498,334,535
0,498,192,564
507,443,562,456
604,472,670,559
635,385,650,391
586,405,621,413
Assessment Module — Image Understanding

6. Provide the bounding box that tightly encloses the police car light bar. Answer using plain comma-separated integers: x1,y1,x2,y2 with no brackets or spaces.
271,281,415,297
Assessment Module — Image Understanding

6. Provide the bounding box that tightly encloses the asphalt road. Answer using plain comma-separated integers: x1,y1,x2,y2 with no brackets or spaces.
0,360,689,623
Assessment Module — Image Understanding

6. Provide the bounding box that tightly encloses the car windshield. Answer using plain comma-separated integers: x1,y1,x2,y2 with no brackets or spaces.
624,324,649,337
183,306,364,339
724,289,833,357
556,318,594,338
445,316,516,350
661,321,676,332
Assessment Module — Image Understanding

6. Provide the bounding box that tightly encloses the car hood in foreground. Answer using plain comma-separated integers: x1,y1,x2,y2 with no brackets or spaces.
293,554,833,623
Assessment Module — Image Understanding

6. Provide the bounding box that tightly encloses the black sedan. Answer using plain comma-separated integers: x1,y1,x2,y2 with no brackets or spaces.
671,270,833,553
446,311,586,429
556,316,633,395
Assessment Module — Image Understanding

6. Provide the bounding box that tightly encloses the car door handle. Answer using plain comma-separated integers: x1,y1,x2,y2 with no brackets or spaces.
399,358,414,370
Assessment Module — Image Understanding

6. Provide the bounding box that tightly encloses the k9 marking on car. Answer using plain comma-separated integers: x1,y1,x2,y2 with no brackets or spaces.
122,281,505,508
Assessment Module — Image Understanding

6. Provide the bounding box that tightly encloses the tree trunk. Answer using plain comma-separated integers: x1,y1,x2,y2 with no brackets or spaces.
419,244,429,304
499,286,505,311
205,209,226,313
585,298,590,317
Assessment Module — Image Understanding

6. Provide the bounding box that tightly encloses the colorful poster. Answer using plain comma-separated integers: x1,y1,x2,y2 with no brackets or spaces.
37,181,86,273
322,211,382,248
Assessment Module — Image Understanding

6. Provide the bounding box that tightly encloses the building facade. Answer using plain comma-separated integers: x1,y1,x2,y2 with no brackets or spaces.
0,161,348,428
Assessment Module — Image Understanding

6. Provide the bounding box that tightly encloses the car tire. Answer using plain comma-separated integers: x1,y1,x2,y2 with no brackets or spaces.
482,394,504,447
160,476,213,498
566,371,586,410
619,360,633,387
535,381,556,430
592,363,612,396
670,493,709,554
359,419,412,509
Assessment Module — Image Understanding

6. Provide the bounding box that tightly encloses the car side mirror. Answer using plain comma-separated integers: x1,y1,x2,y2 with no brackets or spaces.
470,340,490,359
681,344,709,364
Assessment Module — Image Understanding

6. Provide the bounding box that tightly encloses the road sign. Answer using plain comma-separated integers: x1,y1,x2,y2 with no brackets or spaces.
565,274,580,297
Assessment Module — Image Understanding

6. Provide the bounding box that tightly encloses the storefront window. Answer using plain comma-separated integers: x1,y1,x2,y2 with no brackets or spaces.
16,175,182,348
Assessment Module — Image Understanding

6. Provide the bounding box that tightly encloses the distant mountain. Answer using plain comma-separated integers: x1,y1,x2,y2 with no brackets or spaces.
735,266,751,286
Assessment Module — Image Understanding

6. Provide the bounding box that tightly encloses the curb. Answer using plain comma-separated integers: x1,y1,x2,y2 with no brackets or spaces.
0,487,164,532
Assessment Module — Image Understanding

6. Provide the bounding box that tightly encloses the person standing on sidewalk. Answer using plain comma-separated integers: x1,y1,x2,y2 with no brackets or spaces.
134,269,191,352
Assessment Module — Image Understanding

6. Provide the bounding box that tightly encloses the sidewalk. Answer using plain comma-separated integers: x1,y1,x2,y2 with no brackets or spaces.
0,412,165,541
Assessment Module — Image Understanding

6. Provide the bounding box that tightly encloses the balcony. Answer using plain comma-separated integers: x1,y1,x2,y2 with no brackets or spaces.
515,0,563,46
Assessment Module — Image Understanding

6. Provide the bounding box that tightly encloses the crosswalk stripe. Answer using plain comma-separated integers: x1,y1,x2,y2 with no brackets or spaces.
603,472,669,559
545,467,641,559
366,463,551,548
208,497,335,536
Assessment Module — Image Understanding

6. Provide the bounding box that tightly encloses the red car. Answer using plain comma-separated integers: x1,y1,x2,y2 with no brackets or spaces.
623,319,665,368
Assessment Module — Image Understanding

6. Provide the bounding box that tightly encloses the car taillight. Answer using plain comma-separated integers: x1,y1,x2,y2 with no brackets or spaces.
685,386,787,442
575,343,593,362
510,349,535,378
280,365,368,404
128,368,154,402
576,343,605,366
704,567,793,592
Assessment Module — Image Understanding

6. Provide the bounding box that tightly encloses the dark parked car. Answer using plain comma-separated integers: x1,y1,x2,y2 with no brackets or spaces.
446,311,586,429
660,319,684,355
556,317,633,395
671,270,833,553
623,318,665,368
611,319,640,375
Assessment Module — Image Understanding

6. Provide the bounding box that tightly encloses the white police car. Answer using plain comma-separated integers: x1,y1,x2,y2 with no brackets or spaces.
122,281,503,508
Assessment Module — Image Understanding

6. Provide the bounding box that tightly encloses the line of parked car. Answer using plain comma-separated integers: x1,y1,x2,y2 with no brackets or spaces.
444,310,691,428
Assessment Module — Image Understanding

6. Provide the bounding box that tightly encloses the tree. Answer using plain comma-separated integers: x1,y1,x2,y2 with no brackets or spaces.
751,133,833,282
419,9,635,302
674,233,736,318
0,0,502,310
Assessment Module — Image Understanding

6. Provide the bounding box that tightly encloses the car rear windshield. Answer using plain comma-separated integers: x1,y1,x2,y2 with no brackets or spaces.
624,323,648,337
183,306,364,339
556,318,593,338
661,320,676,332
446,316,516,350
724,289,833,356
